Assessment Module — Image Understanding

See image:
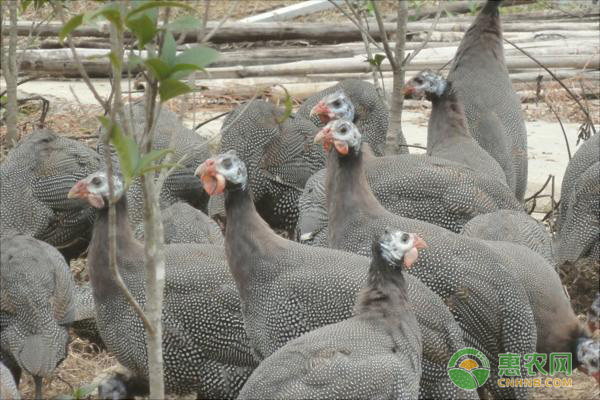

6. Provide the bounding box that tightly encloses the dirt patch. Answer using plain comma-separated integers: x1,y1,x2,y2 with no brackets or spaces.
560,257,600,315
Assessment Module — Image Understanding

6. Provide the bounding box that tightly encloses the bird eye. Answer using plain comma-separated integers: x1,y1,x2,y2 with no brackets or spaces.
401,233,410,243
340,126,348,134
91,177,102,186
222,158,233,169
332,100,341,108
414,77,423,85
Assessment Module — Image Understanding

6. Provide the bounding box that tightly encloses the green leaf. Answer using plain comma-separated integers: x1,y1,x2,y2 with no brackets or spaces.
144,58,171,80
127,1,195,20
73,383,98,399
21,0,33,12
370,53,386,67
99,116,140,186
59,14,84,42
158,79,191,102
366,0,375,16
127,53,144,68
160,31,177,67
163,16,202,32
126,14,157,49
85,4,123,32
276,85,292,124
174,46,219,69
134,148,175,176
108,51,122,71
169,63,203,80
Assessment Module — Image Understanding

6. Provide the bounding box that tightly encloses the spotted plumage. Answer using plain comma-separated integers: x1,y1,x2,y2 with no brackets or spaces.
297,155,523,247
297,79,399,156
0,361,20,400
0,130,103,262
69,171,256,398
198,152,478,399
98,102,211,228
405,69,507,185
215,100,324,234
0,234,94,400
317,119,538,398
133,202,223,245
448,0,528,201
238,230,424,399
461,210,555,265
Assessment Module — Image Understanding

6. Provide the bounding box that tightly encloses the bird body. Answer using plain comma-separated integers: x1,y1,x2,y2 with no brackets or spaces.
448,0,528,201
237,230,424,400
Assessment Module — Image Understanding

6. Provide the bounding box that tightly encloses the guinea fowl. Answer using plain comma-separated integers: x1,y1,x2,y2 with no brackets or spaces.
0,234,95,400
448,0,528,201
237,229,424,399
133,202,223,245
556,162,600,265
557,133,599,233
297,79,400,155
461,210,555,266
296,155,523,247
404,69,507,185
214,100,324,234
317,119,600,390
98,102,211,227
0,361,20,399
0,129,102,262
67,171,256,398
197,151,478,399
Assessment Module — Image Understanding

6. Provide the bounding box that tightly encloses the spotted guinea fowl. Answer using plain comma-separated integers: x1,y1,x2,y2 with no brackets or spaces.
197,151,477,400
98,102,211,227
318,119,600,389
296,155,523,247
0,361,20,400
0,234,95,400
133,202,223,245
297,79,400,156
0,129,102,262
448,0,528,201
237,229,424,399
215,100,324,234
556,162,600,265
317,120,540,398
461,210,555,266
404,69,507,185
67,172,256,398
557,133,599,233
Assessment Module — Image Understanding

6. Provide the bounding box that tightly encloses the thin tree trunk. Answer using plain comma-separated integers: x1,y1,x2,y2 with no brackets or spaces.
2,0,19,148
389,0,408,152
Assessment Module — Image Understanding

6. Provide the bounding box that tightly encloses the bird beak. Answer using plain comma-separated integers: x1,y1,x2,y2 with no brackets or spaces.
403,85,415,96
310,101,333,124
314,126,333,151
68,180,88,200
196,159,226,196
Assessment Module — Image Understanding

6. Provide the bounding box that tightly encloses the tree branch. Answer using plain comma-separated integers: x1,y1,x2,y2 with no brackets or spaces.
328,0,383,51
371,0,397,71
405,0,442,66
201,0,238,44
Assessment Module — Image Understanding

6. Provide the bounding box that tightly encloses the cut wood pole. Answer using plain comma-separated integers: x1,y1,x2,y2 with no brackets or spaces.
238,0,347,23
17,39,599,77
5,20,598,43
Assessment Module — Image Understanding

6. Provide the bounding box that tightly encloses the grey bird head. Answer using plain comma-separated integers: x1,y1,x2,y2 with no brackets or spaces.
309,90,355,124
577,338,600,383
404,69,448,100
314,119,362,156
379,229,427,269
195,150,248,195
67,171,125,209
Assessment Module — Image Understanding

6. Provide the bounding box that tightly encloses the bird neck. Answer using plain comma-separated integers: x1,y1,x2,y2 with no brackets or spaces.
355,244,410,319
224,184,282,295
427,83,471,152
88,195,142,302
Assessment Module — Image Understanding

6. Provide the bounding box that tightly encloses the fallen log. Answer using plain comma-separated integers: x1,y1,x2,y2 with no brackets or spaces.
17,39,599,78
7,20,598,44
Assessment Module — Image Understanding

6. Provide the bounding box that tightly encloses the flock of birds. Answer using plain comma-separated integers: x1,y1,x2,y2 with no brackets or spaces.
1,1,599,399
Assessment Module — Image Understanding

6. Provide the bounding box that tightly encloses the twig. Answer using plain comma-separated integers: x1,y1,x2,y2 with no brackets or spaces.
405,1,443,66
54,4,109,113
544,93,572,159
525,174,553,203
504,37,596,135
201,0,239,44
328,0,383,51
399,144,427,151
371,1,396,71
194,110,230,130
